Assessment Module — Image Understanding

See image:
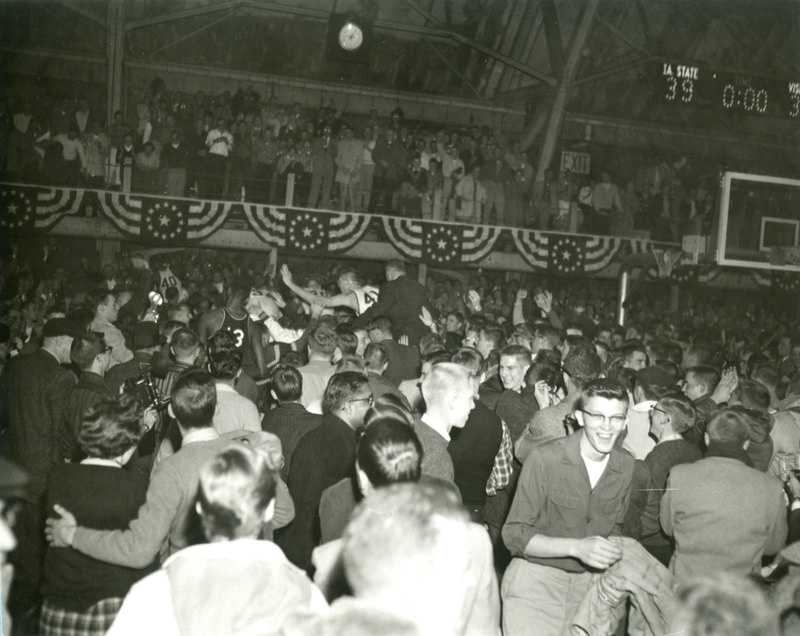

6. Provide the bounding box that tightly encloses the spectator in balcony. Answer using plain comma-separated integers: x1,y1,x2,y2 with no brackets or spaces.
51,96,74,136
454,165,487,224
371,127,405,213
506,169,532,228
205,117,233,198
52,127,87,185
161,130,189,197
334,124,363,212
115,133,136,190
109,111,127,153
84,121,110,188
442,144,465,220
73,98,92,135
532,168,557,230
41,142,70,186
229,120,252,200
395,156,427,218
424,158,445,220
5,116,41,182
149,100,172,151
483,144,512,226
461,136,484,176
134,142,161,195
250,118,278,204
307,124,337,209
591,171,623,235
357,125,377,213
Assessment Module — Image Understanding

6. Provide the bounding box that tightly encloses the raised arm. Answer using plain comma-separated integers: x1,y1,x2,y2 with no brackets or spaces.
280,265,355,311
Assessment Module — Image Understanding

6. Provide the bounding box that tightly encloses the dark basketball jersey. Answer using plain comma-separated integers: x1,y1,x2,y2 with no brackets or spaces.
220,307,250,354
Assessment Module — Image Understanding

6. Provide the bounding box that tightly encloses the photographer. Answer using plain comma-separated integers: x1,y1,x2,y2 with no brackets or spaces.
106,322,166,394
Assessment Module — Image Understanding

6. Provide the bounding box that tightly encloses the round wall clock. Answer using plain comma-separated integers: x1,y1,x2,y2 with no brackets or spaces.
338,20,363,51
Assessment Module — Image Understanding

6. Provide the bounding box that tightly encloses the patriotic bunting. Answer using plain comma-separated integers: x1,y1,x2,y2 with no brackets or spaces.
1,185,38,233
548,235,586,275
282,208,372,254
512,230,623,275
1,184,85,233
382,216,501,267
96,192,231,244
510,229,548,269
422,224,464,266
36,187,85,229
0,183,780,291
241,203,283,245
585,236,622,271
285,210,329,253
463,225,503,263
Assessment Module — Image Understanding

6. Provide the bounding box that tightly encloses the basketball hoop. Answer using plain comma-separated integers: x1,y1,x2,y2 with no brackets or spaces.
652,248,683,279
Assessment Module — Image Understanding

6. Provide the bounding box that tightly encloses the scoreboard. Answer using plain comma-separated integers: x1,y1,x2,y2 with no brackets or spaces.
657,60,799,119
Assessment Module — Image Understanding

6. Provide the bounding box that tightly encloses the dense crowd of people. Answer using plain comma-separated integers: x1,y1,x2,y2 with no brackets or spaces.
2,80,716,237
1,235,799,635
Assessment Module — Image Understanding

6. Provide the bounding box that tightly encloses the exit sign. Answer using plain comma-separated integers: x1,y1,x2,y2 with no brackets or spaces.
561,151,591,174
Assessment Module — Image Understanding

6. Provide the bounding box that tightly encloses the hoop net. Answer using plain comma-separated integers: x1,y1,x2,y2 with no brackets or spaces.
652,248,683,278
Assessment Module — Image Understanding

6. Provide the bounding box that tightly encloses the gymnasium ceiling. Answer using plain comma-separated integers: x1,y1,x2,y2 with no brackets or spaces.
2,0,798,137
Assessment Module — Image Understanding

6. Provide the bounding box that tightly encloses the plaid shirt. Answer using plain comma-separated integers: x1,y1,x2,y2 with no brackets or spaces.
486,420,513,496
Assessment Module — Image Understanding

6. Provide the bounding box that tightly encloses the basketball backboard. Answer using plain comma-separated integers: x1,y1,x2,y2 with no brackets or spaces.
716,171,800,271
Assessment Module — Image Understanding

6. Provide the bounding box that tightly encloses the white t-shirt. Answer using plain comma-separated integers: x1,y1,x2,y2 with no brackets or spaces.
205,129,233,157
581,452,610,489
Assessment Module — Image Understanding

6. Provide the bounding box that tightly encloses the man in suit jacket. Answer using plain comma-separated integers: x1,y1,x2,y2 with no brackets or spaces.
307,124,337,209
60,332,115,462
364,316,420,387
661,409,787,585
352,259,433,346
0,318,81,622
276,372,372,573
261,364,323,481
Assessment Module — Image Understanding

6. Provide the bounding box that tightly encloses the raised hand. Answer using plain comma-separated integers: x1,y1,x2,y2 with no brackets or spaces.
280,264,292,284
45,504,77,548
310,298,325,319
534,290,553,314
270,291,286,308
516,289,528,303
467,290,481,312
711,367,738,404
419,305,434,328
398,335,409,346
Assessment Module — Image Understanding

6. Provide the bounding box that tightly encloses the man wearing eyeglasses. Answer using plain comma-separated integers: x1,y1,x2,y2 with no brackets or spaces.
276,372,372,573
501,378,635,636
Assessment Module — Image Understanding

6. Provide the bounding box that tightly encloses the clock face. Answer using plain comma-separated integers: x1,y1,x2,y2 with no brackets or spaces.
338,21,363,51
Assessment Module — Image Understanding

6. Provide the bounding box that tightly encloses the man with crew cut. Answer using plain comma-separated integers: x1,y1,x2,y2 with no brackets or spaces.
502,378,635,635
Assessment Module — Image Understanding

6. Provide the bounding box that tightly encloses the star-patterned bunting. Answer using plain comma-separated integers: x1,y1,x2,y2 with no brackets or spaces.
140,199,188,243
422,224,464,266
548,235,586,275
285,210,330,253
1,186,37,233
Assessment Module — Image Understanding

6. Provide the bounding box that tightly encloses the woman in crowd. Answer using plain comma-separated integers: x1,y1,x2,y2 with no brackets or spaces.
40,394,153,636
